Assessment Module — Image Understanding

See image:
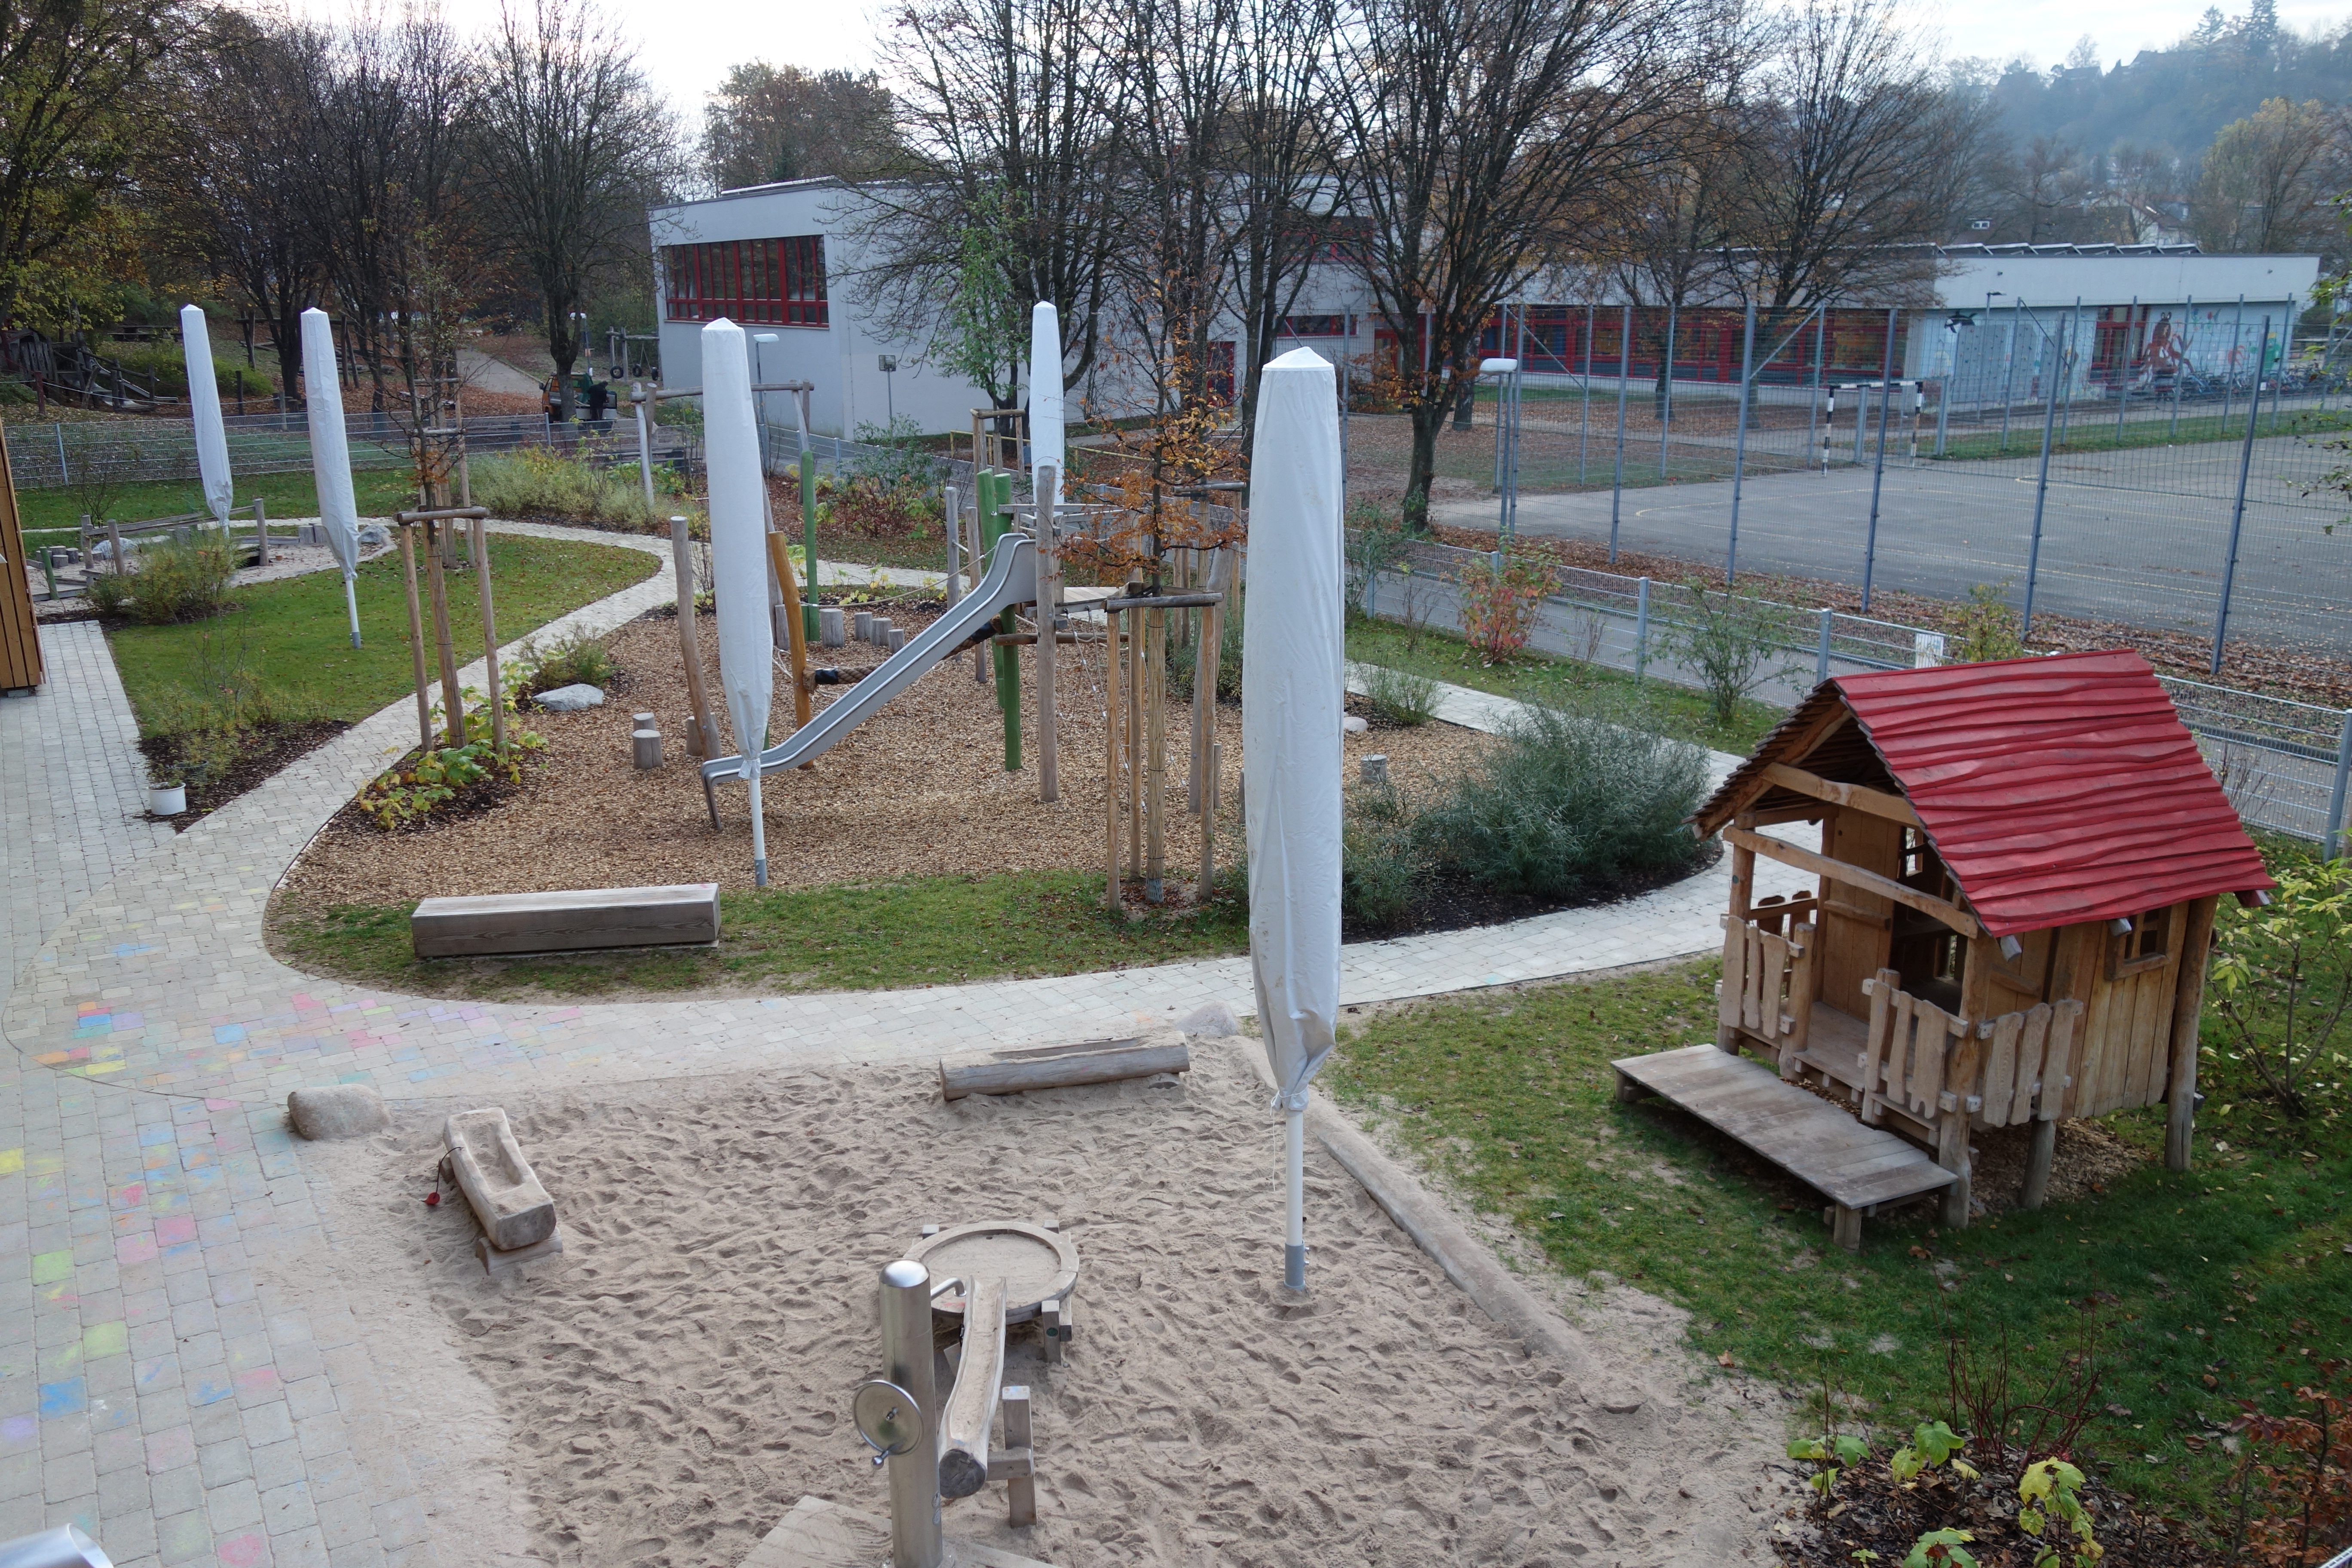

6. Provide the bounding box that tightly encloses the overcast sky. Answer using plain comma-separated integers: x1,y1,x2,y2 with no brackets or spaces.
328,0,2352,127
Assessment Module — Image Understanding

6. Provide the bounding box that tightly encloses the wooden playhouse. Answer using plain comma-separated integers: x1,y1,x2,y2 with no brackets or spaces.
1614,650,2274,1249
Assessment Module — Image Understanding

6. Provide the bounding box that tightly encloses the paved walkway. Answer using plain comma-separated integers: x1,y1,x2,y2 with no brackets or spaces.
0,533,1808,1565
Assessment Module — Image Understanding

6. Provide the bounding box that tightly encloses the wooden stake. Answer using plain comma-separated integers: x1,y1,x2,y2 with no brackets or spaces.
1126,580,1142,879
765,530,814,729
1200,738,1221,897
670,518,718,759
423,520,464,748
1145,605,1166,903
1104,607,1123,909
1035,462,1060,804
2165,893,2221,1171
472,519,505,756
398,524,433,755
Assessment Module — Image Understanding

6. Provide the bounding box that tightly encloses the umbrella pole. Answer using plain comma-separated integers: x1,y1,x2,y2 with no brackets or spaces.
343,574,361,650
1285,1106,1306,1289
748,770,768,888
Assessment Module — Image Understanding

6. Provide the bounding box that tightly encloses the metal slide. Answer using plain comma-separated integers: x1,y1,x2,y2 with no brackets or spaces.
699,533,1038,818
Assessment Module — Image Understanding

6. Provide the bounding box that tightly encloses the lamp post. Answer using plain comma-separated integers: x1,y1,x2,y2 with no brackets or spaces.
879,353,898,429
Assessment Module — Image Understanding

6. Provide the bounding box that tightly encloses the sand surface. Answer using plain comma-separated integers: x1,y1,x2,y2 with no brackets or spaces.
310,1038,1790,1567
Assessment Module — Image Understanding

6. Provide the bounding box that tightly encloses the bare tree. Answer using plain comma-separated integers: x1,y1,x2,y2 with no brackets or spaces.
701,63,900,191
472,0,677,417
864,0,1132,405
1725,0,1985,309
150,12,334,397
1338,0,1706,525
2192,96,2349,256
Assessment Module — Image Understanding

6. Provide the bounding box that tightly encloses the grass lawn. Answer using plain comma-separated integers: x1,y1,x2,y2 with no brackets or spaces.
1324,845,2350,1540
272,869,1248,998
1346,614,1785,755
106,533,656,734
17,467,420,544
1932,405,2331,464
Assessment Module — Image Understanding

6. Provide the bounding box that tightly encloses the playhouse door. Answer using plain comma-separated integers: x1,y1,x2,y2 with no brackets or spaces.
1817,809,1903,1018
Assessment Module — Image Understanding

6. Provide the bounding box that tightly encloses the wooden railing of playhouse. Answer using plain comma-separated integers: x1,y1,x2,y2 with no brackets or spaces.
1720,909,2089,1210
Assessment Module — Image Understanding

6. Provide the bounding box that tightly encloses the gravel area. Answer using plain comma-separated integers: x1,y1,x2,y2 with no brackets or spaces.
279,607,1496,905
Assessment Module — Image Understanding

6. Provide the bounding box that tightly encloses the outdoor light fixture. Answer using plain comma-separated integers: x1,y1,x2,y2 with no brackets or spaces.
879,354,898,427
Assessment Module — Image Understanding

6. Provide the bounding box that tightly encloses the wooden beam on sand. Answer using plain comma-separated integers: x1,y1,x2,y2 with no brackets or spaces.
937,1277,1007,1498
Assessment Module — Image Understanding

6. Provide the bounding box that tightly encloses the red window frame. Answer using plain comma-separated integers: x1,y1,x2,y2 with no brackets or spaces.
663,236,827,326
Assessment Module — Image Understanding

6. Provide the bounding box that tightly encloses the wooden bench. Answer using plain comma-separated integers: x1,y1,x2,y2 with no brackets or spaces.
411,883,720,958
1612,1044,1957,1252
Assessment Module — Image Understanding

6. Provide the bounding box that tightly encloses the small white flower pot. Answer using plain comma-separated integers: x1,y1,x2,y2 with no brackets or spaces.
149,784,187,816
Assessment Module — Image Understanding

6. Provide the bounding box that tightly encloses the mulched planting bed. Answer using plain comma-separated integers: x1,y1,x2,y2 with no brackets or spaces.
277,606,1494,906
1779,1448,2221,1566
139,718,350,831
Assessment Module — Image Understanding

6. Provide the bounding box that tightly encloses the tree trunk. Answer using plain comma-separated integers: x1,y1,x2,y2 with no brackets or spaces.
1403,399,1444,530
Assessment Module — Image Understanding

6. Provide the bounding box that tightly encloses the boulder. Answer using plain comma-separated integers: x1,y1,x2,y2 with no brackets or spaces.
355,523,392,548
287,1084,389,1140
535,683,605,712
1174,1000,1240,1038
444,1107,558,1251
1342,714,1369,734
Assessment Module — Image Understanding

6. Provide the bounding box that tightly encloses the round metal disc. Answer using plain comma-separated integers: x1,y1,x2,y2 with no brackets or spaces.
909,1221,1081,1325
851,1378,923,1458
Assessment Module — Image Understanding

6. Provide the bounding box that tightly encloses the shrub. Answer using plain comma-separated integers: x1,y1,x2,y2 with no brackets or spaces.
470,445,667,530
1345,501,1410,618
1655,578,1802,726
1341,781,1424,931
510,630,615,698
1411,704,1709,900
2209,857,2352,1118
1171,592,1244,704
105,533,236,625
1457,549,1551,663
140,631,287,790
352,690,545,830
1362,663,1439,726
847,417,944,492
1948,581,2027,662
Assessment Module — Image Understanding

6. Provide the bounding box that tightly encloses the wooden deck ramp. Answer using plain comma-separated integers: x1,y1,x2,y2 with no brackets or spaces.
1611,1045,1957,1252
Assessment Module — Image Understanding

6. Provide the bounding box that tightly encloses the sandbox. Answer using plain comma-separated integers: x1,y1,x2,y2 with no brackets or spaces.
303,1037,1788,1567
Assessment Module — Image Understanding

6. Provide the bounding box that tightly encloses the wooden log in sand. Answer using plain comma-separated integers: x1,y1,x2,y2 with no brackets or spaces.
938,1276,1008,1498
939,1038,1189,1100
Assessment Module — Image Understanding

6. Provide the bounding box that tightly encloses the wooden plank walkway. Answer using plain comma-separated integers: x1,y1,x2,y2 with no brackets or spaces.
1612,1044,1957,1252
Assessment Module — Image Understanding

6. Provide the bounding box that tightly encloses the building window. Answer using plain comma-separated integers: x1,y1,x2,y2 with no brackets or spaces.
1277,315,1348,338
663,236,827,327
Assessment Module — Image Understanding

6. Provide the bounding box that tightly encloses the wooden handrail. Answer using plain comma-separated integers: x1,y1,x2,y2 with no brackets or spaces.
1761,763,1922,828
1723,824,1983,940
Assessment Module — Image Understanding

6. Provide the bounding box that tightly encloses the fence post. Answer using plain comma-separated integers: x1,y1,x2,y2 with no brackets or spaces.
1609,303,1629,562
1861,306,1897,611
2022,314,2071,641
55,425,68,485
1634,576,1651,681
2327,708,2352,862
1725,301,1758,585
2211,316,2272,678
1816,609,1833,686
2314,710,2352,860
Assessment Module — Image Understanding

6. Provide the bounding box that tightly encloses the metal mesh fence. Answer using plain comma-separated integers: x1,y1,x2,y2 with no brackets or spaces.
1413,305,2352,663
7,413,568,490
1357,534,2352,848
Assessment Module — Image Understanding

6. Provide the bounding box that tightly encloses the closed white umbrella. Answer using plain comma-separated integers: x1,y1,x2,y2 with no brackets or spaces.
1242,346,1344,1292
1029,301,1063,499
301,309,364,648
180,305,233,527
704,318,776,886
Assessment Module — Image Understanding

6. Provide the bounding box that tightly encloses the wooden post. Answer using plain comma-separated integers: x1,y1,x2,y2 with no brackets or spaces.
943,484,962,615
1105,605,1123,908
1035,462,1060,803
970,487,990,683
765,530,814,730
1145,606,1166,902
670,518,720,759
1127,579,1143,879
1002,1386,1036,1527
2165,894,2221,1171
1937,1027,1983,1228
398,524,434,754
1728,835,1756,924
254,496,268,565
423,520,464,747
107,521,125,576
983,472,1022,769
1200,739,1222,897
472,519,505,756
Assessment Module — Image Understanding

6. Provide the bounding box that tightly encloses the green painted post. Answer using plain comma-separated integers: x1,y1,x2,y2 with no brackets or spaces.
981,471,1022,769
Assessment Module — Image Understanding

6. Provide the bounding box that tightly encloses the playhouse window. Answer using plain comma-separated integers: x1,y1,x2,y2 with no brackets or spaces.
2130,906,2170,962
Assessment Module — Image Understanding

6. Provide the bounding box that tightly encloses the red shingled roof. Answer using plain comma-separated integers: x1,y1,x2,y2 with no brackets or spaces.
1707,650,2275,938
